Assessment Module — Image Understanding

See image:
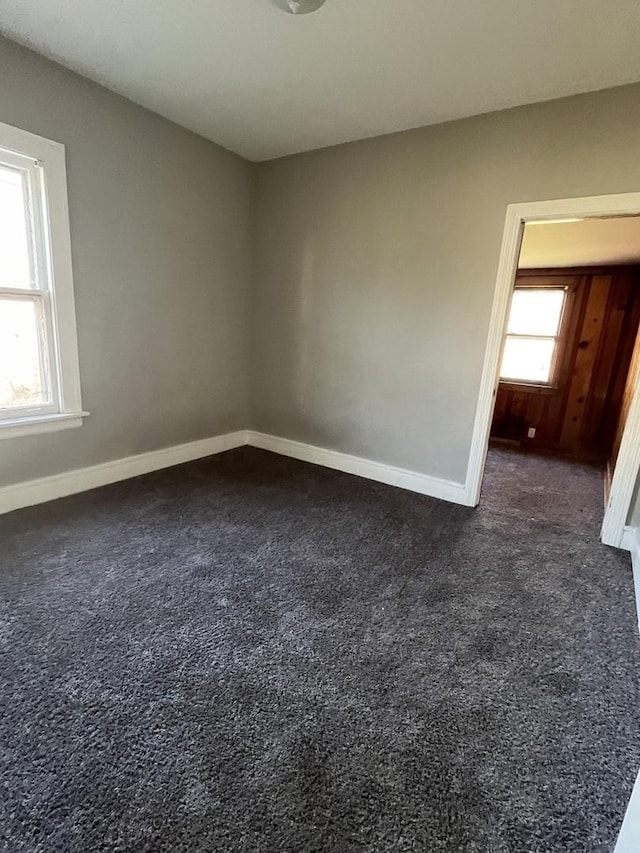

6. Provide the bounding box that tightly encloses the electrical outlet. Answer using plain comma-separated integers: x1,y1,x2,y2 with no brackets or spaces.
527,427,536,438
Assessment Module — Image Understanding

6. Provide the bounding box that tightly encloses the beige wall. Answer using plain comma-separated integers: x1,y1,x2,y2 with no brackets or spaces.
0,37,254,488
252,83,640,486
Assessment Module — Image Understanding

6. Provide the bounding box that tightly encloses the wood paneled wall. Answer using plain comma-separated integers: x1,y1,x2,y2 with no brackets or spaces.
491,266,640,461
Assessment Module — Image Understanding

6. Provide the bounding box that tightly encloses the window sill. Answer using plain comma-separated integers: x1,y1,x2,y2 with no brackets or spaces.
0,411,89,441
498,381,557,395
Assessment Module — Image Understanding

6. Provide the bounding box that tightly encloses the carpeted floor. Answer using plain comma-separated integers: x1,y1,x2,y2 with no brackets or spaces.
1,446,639,852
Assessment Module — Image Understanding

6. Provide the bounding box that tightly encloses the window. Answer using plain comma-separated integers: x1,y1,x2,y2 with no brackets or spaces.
0,121,85,439
499,287,566,385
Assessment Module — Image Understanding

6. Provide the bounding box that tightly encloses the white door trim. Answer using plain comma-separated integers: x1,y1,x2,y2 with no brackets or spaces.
464,191,640,547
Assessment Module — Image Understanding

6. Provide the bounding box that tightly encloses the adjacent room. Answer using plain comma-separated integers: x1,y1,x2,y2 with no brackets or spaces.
491,217,640,468
485,217,640,541
2,2,640,851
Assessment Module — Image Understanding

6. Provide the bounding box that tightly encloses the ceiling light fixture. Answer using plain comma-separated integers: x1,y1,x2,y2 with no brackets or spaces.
271,0,328,14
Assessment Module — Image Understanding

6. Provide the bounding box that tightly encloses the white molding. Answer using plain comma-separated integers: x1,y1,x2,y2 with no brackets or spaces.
0,430,248,515
247,431,471,505
465,191,640,547
616,769,640,853
0,428,473,516
614,525,640,852
621,526,640,633
0,120,65,160
602,375,640,546
465,202,523,507
620,525,636,553
0,411,89,441
41,124,84,418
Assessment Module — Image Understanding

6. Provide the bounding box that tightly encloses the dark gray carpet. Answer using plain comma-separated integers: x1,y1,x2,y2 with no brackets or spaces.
1,446,639,852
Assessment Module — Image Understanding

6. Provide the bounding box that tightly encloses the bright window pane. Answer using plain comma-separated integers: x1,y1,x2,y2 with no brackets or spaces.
0,165,33,289
507,288,565,336
500,336,555,383
0,299,46,408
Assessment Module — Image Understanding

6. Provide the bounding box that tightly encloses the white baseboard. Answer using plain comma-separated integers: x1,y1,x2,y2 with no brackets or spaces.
246,431,471,505
616,768,640,853
0,430,249,515
621,526,640,634
1,428,473,516
620,526,635,552
614,525,640,853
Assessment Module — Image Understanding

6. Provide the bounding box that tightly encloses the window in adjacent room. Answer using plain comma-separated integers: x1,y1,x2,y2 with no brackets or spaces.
0,121,85,439
499,287,567,385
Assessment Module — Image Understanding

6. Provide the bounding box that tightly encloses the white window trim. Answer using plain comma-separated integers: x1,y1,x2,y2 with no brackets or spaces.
0,121,87,439
498,286,568,386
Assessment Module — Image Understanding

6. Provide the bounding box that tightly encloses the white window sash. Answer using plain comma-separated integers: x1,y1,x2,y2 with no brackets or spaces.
0,289,59,420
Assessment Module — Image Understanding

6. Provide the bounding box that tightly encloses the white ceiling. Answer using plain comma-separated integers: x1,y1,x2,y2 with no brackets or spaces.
520,218,640,269
1,0,640,161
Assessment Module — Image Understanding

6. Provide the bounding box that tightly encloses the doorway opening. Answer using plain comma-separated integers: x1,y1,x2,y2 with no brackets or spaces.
465,192,640,549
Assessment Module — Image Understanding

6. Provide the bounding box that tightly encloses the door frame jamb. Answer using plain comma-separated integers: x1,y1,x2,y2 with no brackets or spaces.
464,191,640,548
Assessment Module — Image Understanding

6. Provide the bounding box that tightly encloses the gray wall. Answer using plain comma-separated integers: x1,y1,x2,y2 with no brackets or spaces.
4,34,640,521
0,37,254,487
252,83,640,485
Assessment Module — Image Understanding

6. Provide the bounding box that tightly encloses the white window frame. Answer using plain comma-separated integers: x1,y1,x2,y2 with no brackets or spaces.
499,285,568,387
0,121,87,440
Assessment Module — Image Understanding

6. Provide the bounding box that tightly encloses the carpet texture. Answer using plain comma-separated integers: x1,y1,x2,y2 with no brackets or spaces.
0,446,639,852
